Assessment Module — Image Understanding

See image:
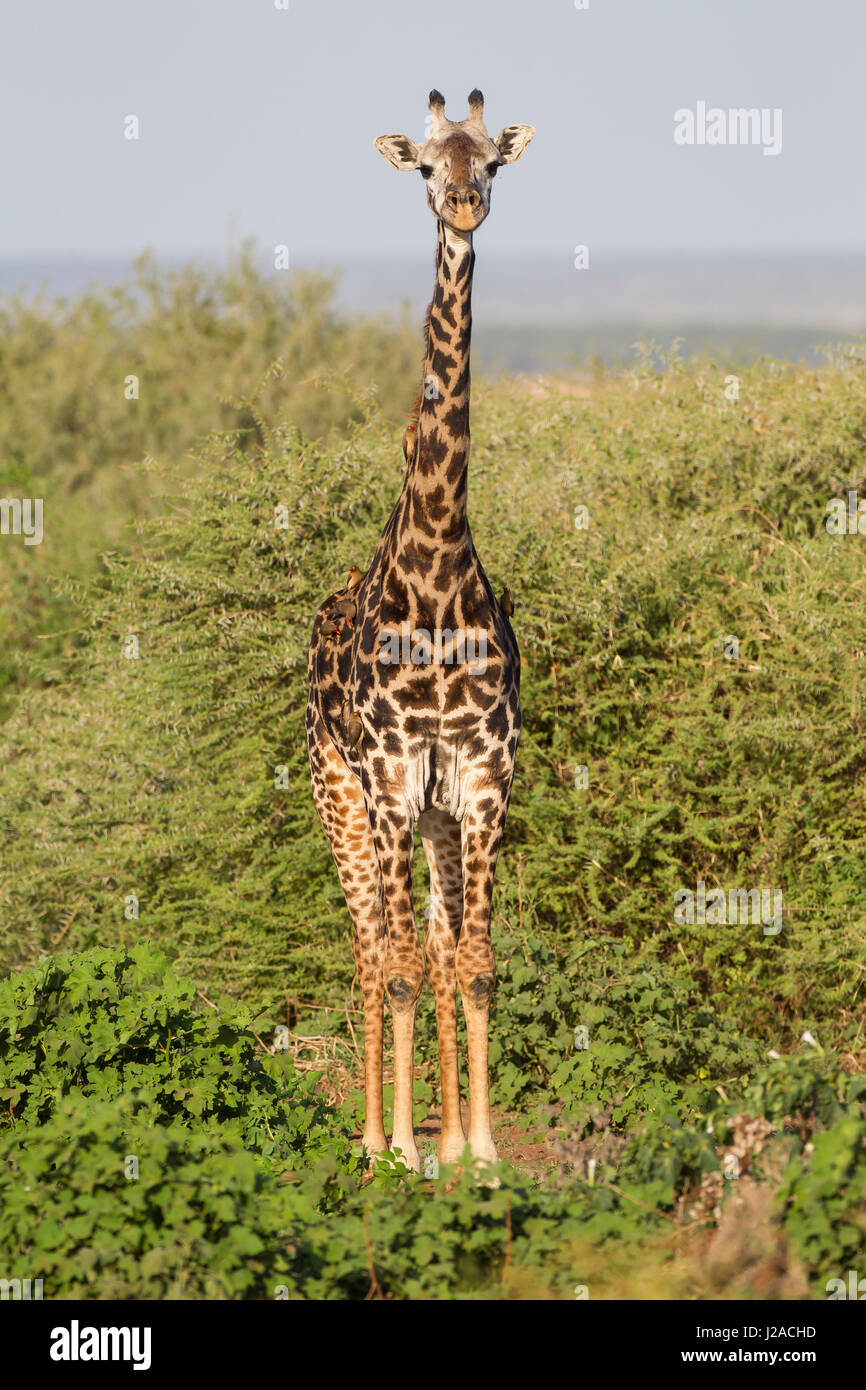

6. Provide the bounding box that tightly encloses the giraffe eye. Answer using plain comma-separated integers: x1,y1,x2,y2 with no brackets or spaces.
419,164,433,179
486,162,500,177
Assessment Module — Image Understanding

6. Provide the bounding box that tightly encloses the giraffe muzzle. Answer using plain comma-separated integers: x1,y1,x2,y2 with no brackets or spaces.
443,184,485,231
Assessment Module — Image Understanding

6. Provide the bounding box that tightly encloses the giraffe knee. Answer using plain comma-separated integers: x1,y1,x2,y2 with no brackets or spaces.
457,945,496,1009
465,972,495,1008
386,974,422,1012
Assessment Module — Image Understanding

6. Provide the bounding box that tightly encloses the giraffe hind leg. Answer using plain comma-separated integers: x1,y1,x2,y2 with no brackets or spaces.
455,794,512,1166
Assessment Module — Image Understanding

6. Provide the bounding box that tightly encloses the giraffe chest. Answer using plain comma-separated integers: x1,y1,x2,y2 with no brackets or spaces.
352,577,516,709
347,592,521,816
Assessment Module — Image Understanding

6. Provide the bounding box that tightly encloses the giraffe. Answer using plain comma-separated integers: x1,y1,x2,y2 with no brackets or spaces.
306,89,534,1173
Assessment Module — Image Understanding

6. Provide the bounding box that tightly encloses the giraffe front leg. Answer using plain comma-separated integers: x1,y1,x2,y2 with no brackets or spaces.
352,917,388,1159
456,800,508,1166
418,808,467,1165
307,709,388,1159
367,800,424,1174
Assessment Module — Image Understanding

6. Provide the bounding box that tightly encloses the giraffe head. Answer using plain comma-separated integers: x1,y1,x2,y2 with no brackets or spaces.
375,90,534,233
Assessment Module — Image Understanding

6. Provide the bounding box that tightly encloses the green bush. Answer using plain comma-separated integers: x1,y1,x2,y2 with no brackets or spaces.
493,933,766,1119
0,1097,295,1299
0,944,362,1185
0,945,652,1300
1,945,863,1298
715,1056,866,1287
0,247,416,714
778,1115,866,1285
3,257,866,1297
3,350,864,1063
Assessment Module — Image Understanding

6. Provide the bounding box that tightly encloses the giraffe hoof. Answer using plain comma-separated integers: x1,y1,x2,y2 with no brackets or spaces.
469,1147,501,1187
361,1134,390,1161
387,1142,422,1175
438,1136,470,1166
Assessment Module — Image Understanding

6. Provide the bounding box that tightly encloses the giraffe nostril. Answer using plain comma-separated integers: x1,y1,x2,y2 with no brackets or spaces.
445,186,482,218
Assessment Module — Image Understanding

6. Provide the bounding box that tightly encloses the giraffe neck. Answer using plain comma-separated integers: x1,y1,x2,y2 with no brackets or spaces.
405,221,475,548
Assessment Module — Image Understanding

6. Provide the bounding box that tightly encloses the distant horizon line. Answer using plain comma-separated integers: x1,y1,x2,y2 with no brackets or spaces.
2,247,866,266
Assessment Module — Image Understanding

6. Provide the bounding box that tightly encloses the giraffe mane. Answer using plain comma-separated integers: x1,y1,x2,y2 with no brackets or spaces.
401,275,437,463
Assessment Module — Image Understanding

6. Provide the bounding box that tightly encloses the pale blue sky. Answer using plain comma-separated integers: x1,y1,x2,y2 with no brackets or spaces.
1,0,864,260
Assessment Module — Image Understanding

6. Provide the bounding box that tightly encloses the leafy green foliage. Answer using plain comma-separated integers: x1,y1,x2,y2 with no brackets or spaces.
778,1116,866,1284
715,1057,866,1286
3,340,864,1056
0,246,416,714
491,934,765,1120
1,1097,294,1299
0,945,362,1186
0,946,649,1301
2,259,866,1298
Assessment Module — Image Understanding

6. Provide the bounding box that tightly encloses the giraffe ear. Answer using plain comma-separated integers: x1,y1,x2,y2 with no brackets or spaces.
493,124,535,164
374,134,421,170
